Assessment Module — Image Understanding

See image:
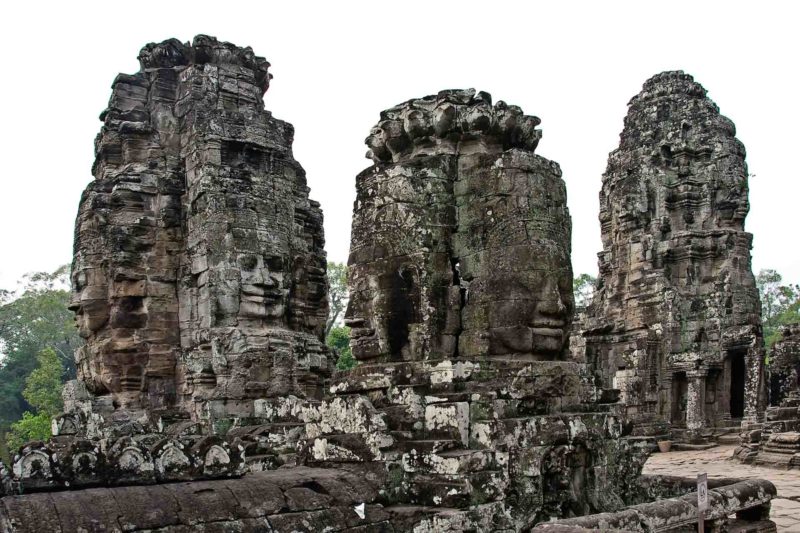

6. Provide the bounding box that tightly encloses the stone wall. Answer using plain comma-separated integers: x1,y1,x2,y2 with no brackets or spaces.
769,323,800,406
577,71,765,440
322,90,650,529
735,324,800,466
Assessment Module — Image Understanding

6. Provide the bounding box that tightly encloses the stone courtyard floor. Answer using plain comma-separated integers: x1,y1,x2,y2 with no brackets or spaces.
643,444,800,532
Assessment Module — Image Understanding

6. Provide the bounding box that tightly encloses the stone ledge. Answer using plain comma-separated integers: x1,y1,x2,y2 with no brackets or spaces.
0,467,385,532
531,479,777,533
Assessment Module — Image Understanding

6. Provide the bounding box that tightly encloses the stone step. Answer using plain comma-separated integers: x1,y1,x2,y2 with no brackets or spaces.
401,448,507,476
405,470,507,507
672,442,719,451
717,433,740,445
244,454,281,472
753,451,800,468
394,438,461,455
227,422,306,439
766,407,799,421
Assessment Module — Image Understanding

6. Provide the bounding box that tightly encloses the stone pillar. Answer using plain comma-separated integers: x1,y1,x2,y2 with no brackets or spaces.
661,373,673,422
743,346,764,423
686,370,707,442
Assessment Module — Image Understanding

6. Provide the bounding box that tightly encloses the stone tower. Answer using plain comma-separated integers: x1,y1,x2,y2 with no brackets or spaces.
69,36,331,427
346,89,573,364
580,71,765,439
335,90,647,528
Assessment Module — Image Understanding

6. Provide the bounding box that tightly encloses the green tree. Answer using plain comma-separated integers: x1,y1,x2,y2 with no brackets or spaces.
326,262,349,337
0,265,80,453
5,412,53,452
573,273,597,308
327,326,356,370
757,269,800,349
757,269,783,329
6,347,64,452
21,347,64,417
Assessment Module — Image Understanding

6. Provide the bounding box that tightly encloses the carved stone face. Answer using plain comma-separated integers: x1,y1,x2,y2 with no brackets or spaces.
486,265,573,359
69,266,110,339
237,254,286,319
528,271,573,357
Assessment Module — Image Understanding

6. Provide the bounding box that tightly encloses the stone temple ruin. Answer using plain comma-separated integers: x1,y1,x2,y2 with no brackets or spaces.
573,72,766,443
735,324,800,468
0,37,780,532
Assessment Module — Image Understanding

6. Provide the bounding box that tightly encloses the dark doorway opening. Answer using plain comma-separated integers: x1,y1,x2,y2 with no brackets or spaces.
729,350,746,419
671,371,688,425
388,268,417,360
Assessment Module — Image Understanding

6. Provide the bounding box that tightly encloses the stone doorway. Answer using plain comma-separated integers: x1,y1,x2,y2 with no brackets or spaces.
671,371,688,425
729,350,746,419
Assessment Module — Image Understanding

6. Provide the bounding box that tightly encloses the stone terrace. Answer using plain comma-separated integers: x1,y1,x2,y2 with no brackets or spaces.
644,445,800,531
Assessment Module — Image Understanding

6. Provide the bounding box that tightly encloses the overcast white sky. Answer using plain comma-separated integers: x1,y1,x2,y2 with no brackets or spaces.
0,1,797,292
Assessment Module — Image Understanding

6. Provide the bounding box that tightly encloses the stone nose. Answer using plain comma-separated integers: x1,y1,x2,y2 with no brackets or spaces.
535,283,567,320
67,295,82,312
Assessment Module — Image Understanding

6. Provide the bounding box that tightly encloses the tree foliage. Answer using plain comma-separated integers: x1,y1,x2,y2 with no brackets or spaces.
0,266,79,432
327,326,356,370
21,347,64,417
573,273,597,308
5,412,52,452
326,262,349,337
756,269,800,349
6,347,64,452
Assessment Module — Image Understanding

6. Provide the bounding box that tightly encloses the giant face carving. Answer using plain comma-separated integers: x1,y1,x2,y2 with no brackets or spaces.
237,254,287,320
483,266,573,359
347,90,573,363
69,265,110,338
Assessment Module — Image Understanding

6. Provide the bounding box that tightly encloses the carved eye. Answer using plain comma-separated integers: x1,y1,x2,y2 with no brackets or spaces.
73,271,87,291
265,256,284,271
239,255,258,271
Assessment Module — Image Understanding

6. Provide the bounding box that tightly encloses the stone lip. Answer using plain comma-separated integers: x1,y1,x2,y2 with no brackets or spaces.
365,88,542,163
5,434,245,494
137,35,272,93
